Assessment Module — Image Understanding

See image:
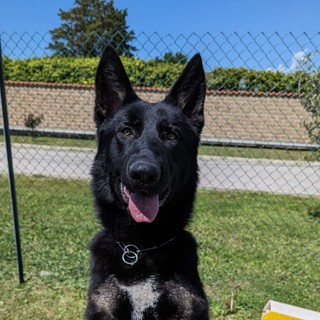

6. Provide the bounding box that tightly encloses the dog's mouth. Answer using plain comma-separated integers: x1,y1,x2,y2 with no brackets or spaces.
120,183,168,224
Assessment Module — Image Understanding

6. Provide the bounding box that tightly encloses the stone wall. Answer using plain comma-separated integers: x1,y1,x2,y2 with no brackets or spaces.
203,93,310,143
1,81,312,144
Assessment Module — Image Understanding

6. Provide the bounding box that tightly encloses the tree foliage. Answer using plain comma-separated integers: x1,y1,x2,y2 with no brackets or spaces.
48,0,135,57
301,70,320,144
153,52,188,64
295,53,320,145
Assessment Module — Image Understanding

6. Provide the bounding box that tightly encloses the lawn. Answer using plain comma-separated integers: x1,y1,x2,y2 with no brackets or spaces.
0,175,319,319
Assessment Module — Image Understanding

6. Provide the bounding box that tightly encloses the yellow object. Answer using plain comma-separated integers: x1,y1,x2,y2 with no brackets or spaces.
262,300,320,320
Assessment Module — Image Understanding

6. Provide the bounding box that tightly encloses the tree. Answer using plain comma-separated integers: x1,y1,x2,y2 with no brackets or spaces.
153,52,188,64
298,53,320,145
48,0,135,57
301,70,320,145
24,113,44,138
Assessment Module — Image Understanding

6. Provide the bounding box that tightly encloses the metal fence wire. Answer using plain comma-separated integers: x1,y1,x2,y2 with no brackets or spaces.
0,32,320,318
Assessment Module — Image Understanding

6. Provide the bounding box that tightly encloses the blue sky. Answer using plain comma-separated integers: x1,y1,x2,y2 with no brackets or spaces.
1,0,320,70
1,0,320,35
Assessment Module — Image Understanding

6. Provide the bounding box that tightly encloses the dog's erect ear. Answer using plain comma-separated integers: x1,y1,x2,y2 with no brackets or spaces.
94,46,138,127
164,53,206,134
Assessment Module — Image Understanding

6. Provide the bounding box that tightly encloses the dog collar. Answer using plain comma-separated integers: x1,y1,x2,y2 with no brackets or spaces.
116,237,175,266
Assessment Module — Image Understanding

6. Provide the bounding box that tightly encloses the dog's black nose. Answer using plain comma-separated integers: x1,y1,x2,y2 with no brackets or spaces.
129,161,161,186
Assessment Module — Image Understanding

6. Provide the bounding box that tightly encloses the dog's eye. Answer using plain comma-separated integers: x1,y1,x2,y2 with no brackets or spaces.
162,130,178,141
120,127,133,137
167,132,177,141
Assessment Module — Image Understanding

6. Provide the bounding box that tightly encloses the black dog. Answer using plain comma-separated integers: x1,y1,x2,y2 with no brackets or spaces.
86,46,209,320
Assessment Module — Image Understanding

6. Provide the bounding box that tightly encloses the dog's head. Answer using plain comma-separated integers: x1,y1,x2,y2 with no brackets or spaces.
92,46,206,226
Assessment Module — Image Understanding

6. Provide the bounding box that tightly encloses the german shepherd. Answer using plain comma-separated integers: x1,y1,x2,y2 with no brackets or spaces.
86,45,209,319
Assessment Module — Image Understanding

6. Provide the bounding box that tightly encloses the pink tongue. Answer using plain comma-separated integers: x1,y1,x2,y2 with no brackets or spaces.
128,193,159,223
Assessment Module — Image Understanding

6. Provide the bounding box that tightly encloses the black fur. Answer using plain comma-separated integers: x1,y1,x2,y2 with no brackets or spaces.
86,46,209,320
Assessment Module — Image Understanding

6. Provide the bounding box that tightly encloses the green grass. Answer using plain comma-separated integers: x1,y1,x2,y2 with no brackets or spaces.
0,134,97,149
1,134,319,161
0,175,319,319
192,192,320,318
200,145,319,162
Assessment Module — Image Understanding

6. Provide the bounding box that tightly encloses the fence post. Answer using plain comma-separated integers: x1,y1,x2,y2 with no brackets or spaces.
0,37,24,284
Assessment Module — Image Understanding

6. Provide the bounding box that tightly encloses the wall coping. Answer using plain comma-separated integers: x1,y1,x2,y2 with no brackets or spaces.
5,80,303,99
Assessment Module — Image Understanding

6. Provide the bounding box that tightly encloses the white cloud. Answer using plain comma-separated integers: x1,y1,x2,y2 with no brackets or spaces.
289,50,309,72
269,50,310,73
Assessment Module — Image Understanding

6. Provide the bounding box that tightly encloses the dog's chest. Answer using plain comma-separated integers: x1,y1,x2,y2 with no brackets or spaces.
119,277,160,320
91,273,208,319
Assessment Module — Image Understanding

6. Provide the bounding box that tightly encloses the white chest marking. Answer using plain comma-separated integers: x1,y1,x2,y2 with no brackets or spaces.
119,277,160,320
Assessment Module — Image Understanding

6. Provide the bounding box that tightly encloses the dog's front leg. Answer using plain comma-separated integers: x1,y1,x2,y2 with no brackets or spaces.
85,272,132,320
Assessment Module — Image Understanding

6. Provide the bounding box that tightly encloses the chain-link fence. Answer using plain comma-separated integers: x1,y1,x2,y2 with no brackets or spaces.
1,32,320,319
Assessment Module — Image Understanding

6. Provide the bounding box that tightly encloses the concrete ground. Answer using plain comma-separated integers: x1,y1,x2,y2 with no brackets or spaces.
1,143,320,197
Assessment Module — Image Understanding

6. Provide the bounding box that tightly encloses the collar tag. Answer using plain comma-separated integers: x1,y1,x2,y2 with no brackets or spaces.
116,237,175,266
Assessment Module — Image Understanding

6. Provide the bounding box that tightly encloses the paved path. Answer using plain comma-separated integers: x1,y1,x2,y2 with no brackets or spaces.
198,155,320,196
1,144,320,196
0,144,93,180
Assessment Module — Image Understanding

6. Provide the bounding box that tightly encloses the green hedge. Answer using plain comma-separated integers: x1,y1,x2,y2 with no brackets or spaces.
3,57,98,84
3,56,184,88
206,67,308,93
3,56,310,93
